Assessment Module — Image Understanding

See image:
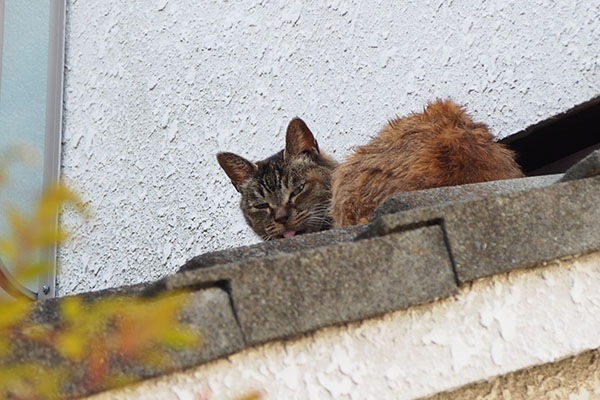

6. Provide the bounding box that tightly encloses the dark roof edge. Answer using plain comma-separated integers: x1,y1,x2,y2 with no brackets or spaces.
500,95,600,145
499,95,600,173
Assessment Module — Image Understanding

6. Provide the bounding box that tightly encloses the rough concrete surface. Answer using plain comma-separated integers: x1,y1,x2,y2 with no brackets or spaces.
371,174,560,218
361,175,600,283
4,288,244,399
229,225,456,345
447,176,600,283
87,251,600,400
13,171,600,398
153,224,457,346
58,0,600,295
560,149,600,182
179,225,365,272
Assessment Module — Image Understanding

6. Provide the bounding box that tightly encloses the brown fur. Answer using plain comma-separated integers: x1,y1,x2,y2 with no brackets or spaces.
330,99,523,226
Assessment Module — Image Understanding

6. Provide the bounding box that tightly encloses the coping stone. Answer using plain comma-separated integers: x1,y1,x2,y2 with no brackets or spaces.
560,149,600,182
162,225,457,345
179,225,366,272
176,288,245,363
13,153,600,398
9,287,244,399
371,174,561,220
360,175,600,284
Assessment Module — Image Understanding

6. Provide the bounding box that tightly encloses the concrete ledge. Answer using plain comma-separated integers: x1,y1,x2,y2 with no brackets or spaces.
360,175,600,283
11,156,600,399
371,174,560,219
229,225,456,345
179,225,365,272
560,149,600,182
6,287,244,399
88,250,600,400
157,225,457,346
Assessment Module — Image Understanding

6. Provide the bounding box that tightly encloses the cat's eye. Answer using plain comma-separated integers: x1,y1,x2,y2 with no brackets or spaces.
254,203,270,210
292,183,305,197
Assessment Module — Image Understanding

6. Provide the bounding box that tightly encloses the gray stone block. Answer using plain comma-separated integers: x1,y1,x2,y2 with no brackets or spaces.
179,225,366,272
174,287,245,363
13,171,600,400
371,174,561,220
560,150,600,182
171,226,457,345
360,175,600,284
449,176,600,283
9,287,244,399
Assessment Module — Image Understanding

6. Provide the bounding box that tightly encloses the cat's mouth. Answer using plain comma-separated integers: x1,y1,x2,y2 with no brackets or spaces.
282,230,305,239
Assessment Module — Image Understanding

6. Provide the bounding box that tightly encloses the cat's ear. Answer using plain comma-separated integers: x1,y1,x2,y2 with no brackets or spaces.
217,152,256,192
285,118,319,159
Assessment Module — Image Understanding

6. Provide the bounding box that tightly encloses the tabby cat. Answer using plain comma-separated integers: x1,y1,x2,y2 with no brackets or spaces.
217,118,338,240
218,99,523,240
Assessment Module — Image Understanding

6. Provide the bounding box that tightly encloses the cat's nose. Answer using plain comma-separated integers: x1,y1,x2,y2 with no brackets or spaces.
274,208,289,224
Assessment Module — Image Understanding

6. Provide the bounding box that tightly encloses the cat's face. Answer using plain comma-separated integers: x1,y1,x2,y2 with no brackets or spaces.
217,118,337,240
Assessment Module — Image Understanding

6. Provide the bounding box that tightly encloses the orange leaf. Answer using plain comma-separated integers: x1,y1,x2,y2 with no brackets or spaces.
85,342,108,390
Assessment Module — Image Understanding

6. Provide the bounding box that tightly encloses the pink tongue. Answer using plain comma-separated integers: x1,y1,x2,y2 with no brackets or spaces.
283,230,296,238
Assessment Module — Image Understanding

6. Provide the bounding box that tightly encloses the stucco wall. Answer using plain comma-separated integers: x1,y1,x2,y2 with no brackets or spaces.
86,251,600,399
58,0,600,294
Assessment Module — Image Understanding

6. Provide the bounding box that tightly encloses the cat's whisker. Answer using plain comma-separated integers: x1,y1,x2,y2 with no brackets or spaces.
307,219,332,229
264,225,281,240
305,213,333,230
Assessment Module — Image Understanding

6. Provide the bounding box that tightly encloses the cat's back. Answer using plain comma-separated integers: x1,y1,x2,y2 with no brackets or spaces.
347,100,500,167
331,99,523,226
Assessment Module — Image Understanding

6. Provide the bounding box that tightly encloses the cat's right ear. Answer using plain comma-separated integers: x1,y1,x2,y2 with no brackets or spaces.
217,152,256,192
285,118,320,159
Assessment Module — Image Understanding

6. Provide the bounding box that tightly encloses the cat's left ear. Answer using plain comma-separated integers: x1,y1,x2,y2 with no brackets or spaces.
216,152,256,192
285,118,320,159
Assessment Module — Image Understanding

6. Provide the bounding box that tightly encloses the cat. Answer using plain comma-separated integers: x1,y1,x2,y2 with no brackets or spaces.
216,118,338,240
218,99,523,239
330,99,524,226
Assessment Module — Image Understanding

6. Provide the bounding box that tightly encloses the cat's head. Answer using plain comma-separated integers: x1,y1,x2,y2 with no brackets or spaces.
217,118,338,241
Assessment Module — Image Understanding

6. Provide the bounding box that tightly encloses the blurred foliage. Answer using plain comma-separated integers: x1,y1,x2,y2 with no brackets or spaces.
0,156,200,399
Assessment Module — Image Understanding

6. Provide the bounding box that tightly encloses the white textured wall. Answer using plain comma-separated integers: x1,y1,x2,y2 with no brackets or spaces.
87,251,600,399
59,0,600,294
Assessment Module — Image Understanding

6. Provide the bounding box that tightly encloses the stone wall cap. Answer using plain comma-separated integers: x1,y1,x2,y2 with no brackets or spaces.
10,154,600,398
